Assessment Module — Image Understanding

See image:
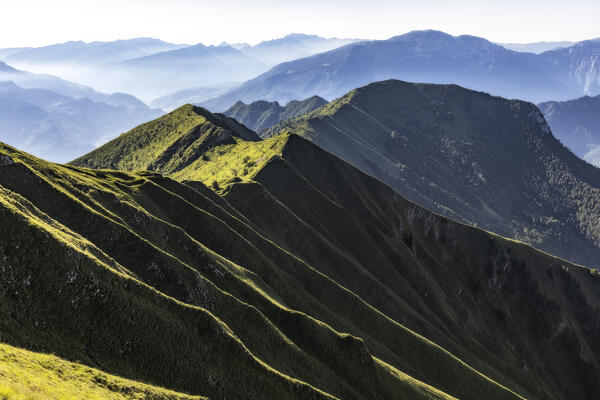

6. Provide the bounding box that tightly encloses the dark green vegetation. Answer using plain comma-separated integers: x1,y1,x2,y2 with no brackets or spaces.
224,96,327,132
263,80,600,268
67,103,600,399
539,95,600,166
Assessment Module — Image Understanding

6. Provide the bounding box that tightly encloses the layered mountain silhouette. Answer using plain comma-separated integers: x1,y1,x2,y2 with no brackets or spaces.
149,82,241,112
0,60,145,106
89,44,267,101
203,30,600,111
0,103,594,399
1,38,188,77
260,80,600,268
499,41,575,54
539,94,600,166
237,33,360,66
0,35,358,103
0,64,162,162
223,96,327,131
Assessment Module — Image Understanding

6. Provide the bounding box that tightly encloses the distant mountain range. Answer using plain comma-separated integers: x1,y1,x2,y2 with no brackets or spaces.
499,41,575,53
223,96,327,131
203,30,600,111
87,44,267,102
6,32,600,110
237,33,359,66
0,34,358,103
149,82,241,111
1,38,188,80
539,94,600,166
0,61,161,162
264,80,600,268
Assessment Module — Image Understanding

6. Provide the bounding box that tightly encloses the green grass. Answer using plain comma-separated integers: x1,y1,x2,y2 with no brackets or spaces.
70,104,259,175
0,344,205,400
71,104,209,171
171,134,289,192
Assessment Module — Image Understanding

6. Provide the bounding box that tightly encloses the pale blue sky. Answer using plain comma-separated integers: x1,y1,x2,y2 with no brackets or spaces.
1,0,598,47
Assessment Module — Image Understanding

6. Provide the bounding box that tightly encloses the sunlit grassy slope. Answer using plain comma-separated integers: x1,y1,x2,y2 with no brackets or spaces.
71,104,260,174
0,343,205,400
171,134,288,192
12,96,600,400
0,142,465,400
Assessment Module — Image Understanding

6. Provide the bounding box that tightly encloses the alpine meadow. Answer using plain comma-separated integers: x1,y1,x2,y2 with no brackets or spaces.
1,1,600,399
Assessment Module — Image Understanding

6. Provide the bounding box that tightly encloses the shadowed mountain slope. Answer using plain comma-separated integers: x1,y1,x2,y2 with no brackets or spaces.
223,96,327,132
4,140,517,400
68,104,600,399
264,80,600,268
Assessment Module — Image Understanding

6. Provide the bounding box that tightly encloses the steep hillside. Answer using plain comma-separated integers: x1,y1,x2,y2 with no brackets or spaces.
3,141,526,400
203,30,600,111
223,96,327,131
69,105,600,399
539,94,600,166
0,61,143,106
72,104,259,173
0,343,205,400
265,80,600,268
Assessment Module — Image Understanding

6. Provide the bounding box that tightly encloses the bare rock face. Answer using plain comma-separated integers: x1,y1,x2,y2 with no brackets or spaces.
0,155,15,166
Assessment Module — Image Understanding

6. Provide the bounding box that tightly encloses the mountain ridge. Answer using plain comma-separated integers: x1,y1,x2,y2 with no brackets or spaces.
223,96,328,131
3,139,537,400
65,119,600,399
264,79,600,268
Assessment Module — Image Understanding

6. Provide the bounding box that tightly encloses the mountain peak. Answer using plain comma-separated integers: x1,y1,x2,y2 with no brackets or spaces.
223,96,328,132
389,29,454,41
71,103,259,173
282,33,321,40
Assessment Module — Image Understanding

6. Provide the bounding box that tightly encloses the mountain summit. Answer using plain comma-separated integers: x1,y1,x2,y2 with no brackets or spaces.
71,104,259,173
